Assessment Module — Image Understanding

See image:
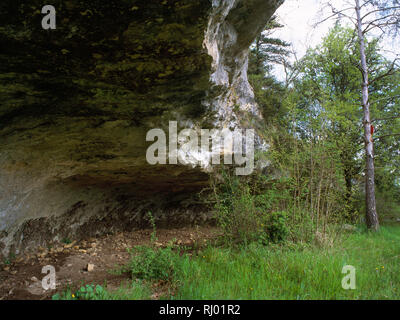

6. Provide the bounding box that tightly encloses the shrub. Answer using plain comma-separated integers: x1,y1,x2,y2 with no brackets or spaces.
126,245,179,281
212,169,289,245
266,211,289,243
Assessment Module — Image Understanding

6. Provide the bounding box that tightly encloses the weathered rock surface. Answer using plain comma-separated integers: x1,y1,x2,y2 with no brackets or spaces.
0,0,283,256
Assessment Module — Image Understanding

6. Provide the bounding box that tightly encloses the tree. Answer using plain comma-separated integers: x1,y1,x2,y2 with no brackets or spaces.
355,0,379,230
248,15,291,124
249,15,291,76
292,25,362,220
291,24,399,222
317,0,400,230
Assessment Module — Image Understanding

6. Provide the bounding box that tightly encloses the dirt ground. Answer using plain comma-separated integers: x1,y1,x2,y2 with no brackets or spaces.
0,226,221,300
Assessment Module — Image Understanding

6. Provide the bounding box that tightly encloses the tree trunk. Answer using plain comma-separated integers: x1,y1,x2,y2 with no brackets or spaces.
355,0,379,231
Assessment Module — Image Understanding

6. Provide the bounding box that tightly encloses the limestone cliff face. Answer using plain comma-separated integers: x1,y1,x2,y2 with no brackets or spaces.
0,0,283,256
204,0,283,125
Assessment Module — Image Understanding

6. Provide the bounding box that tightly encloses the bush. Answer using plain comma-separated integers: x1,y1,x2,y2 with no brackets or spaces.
212,169,289,245
266,211,289,243
127,245,179,281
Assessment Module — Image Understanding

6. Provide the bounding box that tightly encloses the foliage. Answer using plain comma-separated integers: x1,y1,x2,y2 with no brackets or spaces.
212,169,290,245
271,24,400,223
52,284,109,300
125,244,180,281
52,282,151,300
249,15,290,75
248,15,290,124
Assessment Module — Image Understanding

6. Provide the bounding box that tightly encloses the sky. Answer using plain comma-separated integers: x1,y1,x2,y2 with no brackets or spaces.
274,0,337,58
270,0,400,80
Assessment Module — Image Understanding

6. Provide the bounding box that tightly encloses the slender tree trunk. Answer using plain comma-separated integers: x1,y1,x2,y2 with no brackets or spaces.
355,0,379,230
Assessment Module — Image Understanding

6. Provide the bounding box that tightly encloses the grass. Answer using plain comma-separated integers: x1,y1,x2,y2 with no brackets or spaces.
172,225,400,300
54,225,400,300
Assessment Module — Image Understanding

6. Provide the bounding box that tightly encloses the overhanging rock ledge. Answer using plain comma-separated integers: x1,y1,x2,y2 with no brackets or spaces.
0,0,283,256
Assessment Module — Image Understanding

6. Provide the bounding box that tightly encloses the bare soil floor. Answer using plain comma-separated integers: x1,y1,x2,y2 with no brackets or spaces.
0,226,221,300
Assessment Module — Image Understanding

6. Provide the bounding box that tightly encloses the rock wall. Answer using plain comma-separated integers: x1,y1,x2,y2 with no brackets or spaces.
0,0,283,256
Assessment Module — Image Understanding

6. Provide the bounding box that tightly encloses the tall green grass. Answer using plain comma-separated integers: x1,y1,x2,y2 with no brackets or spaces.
171,226,400,300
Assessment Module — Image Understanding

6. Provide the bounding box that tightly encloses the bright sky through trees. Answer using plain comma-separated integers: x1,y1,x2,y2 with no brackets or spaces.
272,0,400,80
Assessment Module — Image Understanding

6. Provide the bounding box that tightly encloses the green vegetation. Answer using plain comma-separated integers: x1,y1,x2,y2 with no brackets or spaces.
212,170,290,245
249,23,400,227
173,226,400,300
54,225,400,300
61,238,72,245
125,245,180,282
53,191,400,300
52,283,151,300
